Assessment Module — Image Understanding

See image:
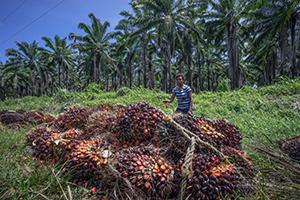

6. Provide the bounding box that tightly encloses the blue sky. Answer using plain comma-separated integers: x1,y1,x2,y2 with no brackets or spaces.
0,0,132,63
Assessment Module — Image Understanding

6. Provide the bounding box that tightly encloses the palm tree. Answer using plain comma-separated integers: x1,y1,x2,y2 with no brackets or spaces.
41,35,75,90
131,0,202,92
5,41,42,96
201,0,248,90
69,13,119,86
0,61,4,99
114,22,138,89
2,58,29,98
116,6,157,89
246,0,300,80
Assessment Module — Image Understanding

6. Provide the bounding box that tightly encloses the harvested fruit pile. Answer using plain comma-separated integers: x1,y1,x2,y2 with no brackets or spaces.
0,109,55,128
277,134,300,161
13,102,257,199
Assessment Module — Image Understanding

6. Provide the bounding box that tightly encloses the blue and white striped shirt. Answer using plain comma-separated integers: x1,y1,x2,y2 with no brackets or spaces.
173,85,192,109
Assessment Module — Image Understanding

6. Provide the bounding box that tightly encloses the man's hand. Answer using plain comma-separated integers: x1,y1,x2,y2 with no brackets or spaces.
162,100,169,104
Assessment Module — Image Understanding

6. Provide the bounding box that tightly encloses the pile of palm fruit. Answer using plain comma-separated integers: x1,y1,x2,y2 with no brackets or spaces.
277,134,300,161
22,102,258,199
0,109,55,128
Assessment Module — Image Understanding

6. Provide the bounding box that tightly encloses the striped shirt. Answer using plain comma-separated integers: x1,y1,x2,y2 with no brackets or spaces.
173,85,192,109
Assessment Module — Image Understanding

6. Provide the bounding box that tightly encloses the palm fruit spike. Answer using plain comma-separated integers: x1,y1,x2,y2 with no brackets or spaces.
114,147,174,199
211,118,243,150
26,126,48,145
43,113,56,123
91,102,115,112
22,111,45,124
32,130,60,163
112,102,165,147
67,138,108,179
172,115,225,149
156,122,190,162
86,110,117,134
61,128,88,140
222,146,256,178
54,106,91,132
0,111,23,125
277,134,300,161
175,150,240,200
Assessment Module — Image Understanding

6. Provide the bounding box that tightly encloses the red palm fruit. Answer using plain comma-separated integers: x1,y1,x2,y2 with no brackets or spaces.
136,160,142,166
131,177,137,184
121,172,128,177
152,173,157,180
157,159,163,166
143,174,150,181
160,165,166,172
91,187,97,193
138,174,143,180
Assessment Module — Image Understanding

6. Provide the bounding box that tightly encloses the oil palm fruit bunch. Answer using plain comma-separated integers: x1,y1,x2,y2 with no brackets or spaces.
112,102,165,147
222,146,256,178
211,119,243,150
43,113,56,123
114,147,174,199
0,110,23,125
26,126,48,145
277,135,300,161
22,111,45,124
55,106,91,132
156,123,189,162
91,102,115,112
173,115,225,148
174,150,240,200
32,130,60,162
86,111,117,134
16,109,26,114
61,128,88,140
67,138,109,179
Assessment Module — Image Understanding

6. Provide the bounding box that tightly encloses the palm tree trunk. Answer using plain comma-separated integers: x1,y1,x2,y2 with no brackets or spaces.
66,63,69,90
178,53,183,73
197,53,203,91
127,52,132,89
291,17,300,78
118,63,123,87
162,56,167,92
279,24,287,76
167,43,172,93
30,65,35,96
95,54,101,84
272,47,277,83
45,72,48,95
138,66,141,87
227,23,241,90
207,60,211,91
51,77,54,96
106,73,109,92
187,55,192,89
143,44,147,89
40,74,44,95
148,56,155,89
58,62,61,88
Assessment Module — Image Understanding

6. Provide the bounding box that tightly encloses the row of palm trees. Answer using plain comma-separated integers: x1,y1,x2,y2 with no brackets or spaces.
1,0,300,100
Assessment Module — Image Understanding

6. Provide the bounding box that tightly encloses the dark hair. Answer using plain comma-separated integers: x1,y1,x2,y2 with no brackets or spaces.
176,73,185,81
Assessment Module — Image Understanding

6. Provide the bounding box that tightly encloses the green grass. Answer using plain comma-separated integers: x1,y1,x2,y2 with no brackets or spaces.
0,78,300,199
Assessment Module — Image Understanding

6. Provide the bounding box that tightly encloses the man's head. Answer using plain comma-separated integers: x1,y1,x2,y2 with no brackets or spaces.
176,73,185,81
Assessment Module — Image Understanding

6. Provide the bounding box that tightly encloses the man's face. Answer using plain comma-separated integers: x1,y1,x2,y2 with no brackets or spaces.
176,76,184,85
